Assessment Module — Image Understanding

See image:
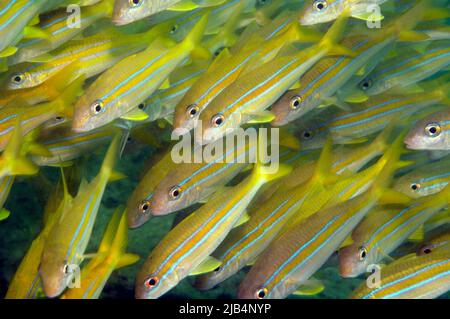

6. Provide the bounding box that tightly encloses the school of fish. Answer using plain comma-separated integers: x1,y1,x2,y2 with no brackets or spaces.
1,0,450,299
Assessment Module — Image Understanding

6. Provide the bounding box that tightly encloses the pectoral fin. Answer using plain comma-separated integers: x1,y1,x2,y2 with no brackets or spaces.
121,109,149,121
169,0,199,11
190,256,222,276
292,278,325,296
0,208,11,221
245,111,275,124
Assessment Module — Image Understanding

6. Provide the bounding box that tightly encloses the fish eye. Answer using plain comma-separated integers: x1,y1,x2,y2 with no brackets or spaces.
359,78,372,91
138,103,145,110
139,200,151,214
211,114,225,127
214,48,224,57
410,183,420,191
91,100,104,115
129,0,142,7
145,276,159,289
11,73,24,84
313,0,328,11
169,186,182,200
255,288,268,299
213,266,221,272
63,264,70,274
170,24,179,34
425,123,441,137
302,130,313,140
186,104,199,118
420,246,432,255
290,95,302,110
359,246,367,261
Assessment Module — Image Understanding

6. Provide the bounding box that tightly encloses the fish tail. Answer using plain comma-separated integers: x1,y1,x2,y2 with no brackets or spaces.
99,133,123,182
430,185,450,206
371,121,396,152
252,161,292,186
3,118,38,176
53,74,85,117
311,136,339,185
45,62,80,94
389,0,431,42
181,14,210,59
108,208,140,269
370,133,412,205
219,1,244,47
317,12,354,57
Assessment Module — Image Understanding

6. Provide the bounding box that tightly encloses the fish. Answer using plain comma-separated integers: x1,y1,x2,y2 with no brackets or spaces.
135,161,291,299
265,124,393,198
142,61,208,123
350,250,450,299
195,139,348,290
5,169,73,299
71,15,209,132
0,76,84,151
0,175,14,221
0,62,78,108
393,157,450,198
61,208,139,299
126,149,178,228
237,136,409,299
0,0,49,57
31,124,118,167
39,134,123,298
290,88,449,150
0,119,38,179
299,0,387,25
405,107,450,150
172,15,315,134
270,36,392,126
112,0,228,26
272,2,432,126
8,0,116,66
150,136,255,216
417,231,450,256
356,41,450,96
195,14,353,145
339,186,450,278
4,22,173,91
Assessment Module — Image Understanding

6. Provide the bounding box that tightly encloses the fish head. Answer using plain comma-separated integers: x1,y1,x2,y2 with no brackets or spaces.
358,75,391,96
404,110,448,150
126,190,153,228
237,275,289,299
393,175,424,199
299,0,345,26
135,260,178,299
271,90,314,126
173,99,200,135
195,109,242,145
112,0,150,26
338,243,370,278
150,172,193,216
72,93,116,132
417,243,437,256
5,69,34,90
39,247,74,298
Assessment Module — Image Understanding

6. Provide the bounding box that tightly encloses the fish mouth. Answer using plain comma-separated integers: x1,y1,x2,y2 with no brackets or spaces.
112,18,129,26
403,136,420,150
